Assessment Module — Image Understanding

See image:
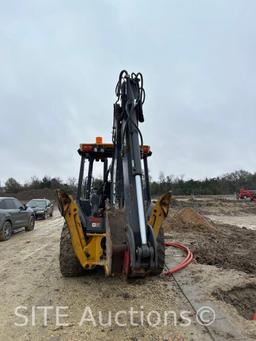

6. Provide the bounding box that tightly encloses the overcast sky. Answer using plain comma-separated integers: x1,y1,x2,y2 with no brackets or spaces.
0,0,256,184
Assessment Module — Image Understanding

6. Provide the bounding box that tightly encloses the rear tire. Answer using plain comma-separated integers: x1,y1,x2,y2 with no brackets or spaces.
59,223,86,277
25,216,35,231
151,226,165,275
0,221,12,241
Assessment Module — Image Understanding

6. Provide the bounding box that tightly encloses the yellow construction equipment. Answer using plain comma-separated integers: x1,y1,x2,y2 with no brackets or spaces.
57,71,171,278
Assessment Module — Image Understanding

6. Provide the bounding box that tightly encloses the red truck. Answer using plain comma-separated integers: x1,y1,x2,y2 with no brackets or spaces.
238,188,256,201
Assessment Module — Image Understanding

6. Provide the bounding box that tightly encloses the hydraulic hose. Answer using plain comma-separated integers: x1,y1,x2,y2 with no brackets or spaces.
163,242,193,275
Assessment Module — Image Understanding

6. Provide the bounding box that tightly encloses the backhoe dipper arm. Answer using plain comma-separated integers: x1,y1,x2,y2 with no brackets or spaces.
112,71,157,274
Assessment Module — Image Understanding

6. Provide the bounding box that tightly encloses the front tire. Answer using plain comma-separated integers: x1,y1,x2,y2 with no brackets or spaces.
0,221,12,241
59,223,86,277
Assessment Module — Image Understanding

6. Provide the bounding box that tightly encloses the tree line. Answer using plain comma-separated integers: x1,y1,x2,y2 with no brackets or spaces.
150,170,256,195
2,176,77,194
1,170,256,196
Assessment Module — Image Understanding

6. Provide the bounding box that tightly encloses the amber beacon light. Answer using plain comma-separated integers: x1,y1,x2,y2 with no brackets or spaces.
96,136,103,144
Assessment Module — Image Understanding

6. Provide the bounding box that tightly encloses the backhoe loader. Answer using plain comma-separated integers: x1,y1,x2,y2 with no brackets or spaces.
57,70,171,278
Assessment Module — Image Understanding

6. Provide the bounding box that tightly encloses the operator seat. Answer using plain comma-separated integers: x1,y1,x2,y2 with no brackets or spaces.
78,198,91,216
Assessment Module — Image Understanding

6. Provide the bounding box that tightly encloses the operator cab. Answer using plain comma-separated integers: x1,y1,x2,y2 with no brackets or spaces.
76,137,113,233
77,136,152,234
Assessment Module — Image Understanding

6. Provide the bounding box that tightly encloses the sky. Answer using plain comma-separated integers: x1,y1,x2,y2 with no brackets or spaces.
0,0,256,184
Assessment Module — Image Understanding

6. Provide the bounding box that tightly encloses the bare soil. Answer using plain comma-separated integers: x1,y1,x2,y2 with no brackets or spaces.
164,196,256,339
175,196,256,216
191,223,256,274
0,210,209,341
213,284,256,320
165,198,256,274
1,196,256,340
165,207,216,233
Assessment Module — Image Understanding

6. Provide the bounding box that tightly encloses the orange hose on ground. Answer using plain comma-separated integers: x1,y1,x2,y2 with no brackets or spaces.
163,242,193,275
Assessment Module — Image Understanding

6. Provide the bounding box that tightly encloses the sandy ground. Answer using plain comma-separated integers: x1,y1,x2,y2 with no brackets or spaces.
0,197,256,340
175,196,256,230
0,210,211,341
205,214,256,230
166,196,256,340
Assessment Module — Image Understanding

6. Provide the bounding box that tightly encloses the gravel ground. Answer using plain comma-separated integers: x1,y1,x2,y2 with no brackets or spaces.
0,210,209,341
1,197,256,340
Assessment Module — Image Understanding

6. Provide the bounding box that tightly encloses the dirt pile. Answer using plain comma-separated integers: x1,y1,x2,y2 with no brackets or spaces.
191,223,256,274
164,207,216,232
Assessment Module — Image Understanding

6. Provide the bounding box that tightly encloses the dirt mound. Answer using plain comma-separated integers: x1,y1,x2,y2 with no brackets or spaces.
164,207,216,232
191,224,256,274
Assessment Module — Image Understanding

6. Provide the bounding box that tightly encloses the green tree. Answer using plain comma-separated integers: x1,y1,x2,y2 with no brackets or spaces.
5,178,22,193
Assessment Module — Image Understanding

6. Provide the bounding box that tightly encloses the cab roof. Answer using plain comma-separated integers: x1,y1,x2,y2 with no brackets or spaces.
78,143,152,160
